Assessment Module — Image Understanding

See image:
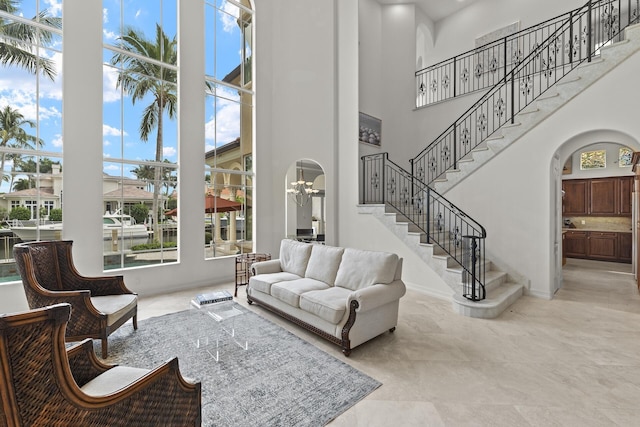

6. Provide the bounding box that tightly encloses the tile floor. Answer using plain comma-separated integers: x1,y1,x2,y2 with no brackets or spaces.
137,258,640,426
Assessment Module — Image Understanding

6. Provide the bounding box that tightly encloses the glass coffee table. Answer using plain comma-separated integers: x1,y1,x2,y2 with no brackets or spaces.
189,299,248,362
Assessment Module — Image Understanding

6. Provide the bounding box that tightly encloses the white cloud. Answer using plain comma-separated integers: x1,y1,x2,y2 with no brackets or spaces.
103,124,126,137
221,2,240,33
103,29,118,41
135,9,142,20
103,8,109,24
103,66,122,103
0,49,62,104
163,147,176,157
0,89,61,123
44,0,62,17
51,135,63,148
104,164,120,171
204,87,241,146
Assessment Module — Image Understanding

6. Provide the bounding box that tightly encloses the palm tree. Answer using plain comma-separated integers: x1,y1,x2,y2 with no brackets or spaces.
110,24,177,236
131,163,155,192
6,150,23,191
0,0,61,80
12,177,33,191
0,105,43,185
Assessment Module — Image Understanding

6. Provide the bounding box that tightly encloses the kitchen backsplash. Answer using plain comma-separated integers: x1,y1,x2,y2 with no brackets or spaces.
564,216,632,231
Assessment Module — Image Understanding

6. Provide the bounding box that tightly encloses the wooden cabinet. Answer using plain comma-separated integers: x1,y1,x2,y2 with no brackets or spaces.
618,176,633,215
563,231,631,263
563,176,632,217
562,180,589,215
587,231,617,261
618,232,632,263
564,231,588,258
589,179,617,215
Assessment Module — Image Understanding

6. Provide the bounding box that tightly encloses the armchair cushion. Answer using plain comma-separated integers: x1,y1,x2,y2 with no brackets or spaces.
81,366,150,396
90,294,138,327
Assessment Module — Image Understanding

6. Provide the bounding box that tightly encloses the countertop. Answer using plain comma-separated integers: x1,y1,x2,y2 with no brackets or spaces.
563,228,632,233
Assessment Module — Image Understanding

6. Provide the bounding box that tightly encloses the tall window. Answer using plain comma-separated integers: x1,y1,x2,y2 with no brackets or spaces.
103,0,178,269
204,0,254,259
0,0,62,275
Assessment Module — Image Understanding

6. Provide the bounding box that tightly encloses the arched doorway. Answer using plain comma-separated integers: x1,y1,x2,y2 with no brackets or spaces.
552,130,640,294
285,159,325,242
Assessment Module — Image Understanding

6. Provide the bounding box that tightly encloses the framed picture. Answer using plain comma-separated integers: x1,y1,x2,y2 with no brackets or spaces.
359,112,381,147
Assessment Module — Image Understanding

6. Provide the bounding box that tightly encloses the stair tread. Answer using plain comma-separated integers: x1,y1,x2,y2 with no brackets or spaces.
454,282,522,306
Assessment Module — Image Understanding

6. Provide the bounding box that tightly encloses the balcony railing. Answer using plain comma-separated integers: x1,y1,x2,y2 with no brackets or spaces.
416,0,640,108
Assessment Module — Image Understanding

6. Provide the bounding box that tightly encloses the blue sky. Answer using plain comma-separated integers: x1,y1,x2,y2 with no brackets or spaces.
0,0,245,192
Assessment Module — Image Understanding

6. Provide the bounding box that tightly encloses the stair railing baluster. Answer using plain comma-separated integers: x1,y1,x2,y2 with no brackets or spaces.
453,55,457,97
588,1,593,62
382,153,386,204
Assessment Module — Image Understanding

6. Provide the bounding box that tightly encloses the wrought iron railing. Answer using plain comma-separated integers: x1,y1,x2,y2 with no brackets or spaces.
362,153,487,301
416,0,640,107
412,0,640,186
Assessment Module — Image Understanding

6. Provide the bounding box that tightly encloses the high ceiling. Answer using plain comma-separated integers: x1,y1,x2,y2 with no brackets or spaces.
376,0,480,22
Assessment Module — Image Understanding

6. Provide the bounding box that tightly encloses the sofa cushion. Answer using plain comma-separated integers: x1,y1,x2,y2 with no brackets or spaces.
279,239,312,277
271,278,330,307
304,245,344,285
334,248,399,291
250,272,301,294
299,287,352,324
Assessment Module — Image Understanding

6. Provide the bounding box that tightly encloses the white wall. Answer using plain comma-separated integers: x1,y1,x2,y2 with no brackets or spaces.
254,0,338,254
359,0,383,126
425,0,585,64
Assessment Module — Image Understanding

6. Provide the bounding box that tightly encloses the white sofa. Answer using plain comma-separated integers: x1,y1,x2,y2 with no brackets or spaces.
247,239,406,356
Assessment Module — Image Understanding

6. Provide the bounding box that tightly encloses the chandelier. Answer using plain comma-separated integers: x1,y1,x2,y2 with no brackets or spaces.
286,161,319,207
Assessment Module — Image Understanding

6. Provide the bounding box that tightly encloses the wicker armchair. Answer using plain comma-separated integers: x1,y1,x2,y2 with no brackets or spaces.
0,303,201,426
13,240,138,358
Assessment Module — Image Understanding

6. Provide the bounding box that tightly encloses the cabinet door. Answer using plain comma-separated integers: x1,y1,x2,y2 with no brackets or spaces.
587,231,617,261
618,232,632,263
564,231,588,258
618,176,633,216
589,178,616,215
563,180,589,215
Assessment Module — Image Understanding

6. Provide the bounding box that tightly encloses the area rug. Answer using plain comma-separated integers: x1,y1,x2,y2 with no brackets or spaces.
100,304,381,426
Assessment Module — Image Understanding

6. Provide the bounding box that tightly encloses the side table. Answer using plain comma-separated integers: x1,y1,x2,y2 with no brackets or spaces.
235,252,271,296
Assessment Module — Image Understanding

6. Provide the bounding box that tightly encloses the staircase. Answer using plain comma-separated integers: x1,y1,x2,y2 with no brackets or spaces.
360,0,640,319
433,23,640,195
